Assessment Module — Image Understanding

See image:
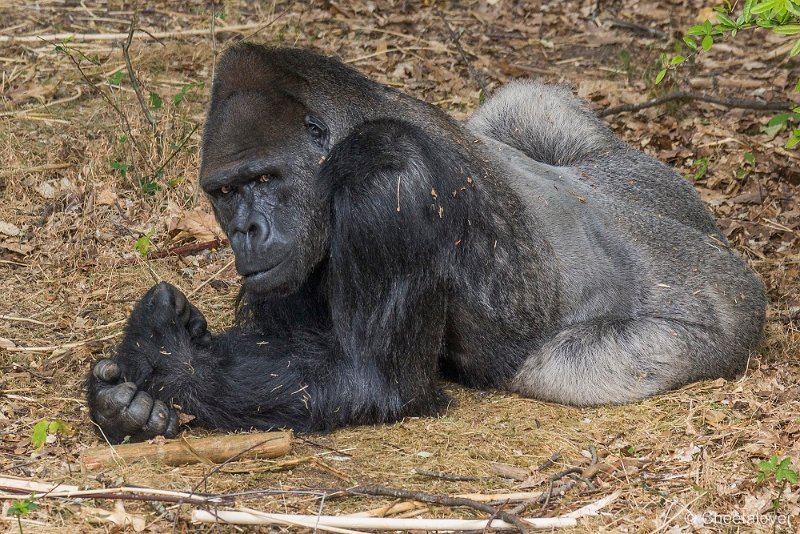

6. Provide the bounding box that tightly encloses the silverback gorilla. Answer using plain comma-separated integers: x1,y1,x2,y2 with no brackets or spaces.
87,44,767,443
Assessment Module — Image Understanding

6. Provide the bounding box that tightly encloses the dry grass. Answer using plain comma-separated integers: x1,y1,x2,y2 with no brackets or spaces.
0,1,798,532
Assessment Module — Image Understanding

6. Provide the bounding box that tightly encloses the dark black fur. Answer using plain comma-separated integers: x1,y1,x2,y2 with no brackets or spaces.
86,45,766,444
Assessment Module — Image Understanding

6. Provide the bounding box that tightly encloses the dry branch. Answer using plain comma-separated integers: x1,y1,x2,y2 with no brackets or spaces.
191,509,577,531
80,431,292,470
598,91,796,117
0,23,264,43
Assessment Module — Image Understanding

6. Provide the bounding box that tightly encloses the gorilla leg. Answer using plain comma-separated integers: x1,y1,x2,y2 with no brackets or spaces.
510,316,735,405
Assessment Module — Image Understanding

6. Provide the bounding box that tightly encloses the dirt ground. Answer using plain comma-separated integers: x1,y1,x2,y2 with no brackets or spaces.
0,1,798,532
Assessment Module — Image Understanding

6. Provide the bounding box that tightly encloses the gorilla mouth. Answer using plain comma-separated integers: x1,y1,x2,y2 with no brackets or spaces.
242,258,287,280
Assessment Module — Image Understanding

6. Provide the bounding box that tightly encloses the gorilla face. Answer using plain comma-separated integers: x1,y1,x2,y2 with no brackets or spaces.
200,89,331,295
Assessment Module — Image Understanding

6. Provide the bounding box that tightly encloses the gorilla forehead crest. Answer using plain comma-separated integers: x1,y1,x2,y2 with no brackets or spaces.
87,44,766,445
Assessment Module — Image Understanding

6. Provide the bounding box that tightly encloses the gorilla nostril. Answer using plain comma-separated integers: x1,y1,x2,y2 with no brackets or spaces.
247,218,270,244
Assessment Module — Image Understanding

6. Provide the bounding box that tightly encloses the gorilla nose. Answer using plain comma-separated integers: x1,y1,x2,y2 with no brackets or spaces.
230,213,271,250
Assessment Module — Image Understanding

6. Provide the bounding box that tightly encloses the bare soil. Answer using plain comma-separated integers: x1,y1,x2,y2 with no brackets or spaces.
0,1,798,532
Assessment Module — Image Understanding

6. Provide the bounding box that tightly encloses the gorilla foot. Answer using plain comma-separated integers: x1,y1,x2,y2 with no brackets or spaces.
89,359,179,443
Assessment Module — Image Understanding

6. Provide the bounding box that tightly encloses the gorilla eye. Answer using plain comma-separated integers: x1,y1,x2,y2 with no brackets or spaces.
219,185,233,195
259,174,271,183
304,115,328,147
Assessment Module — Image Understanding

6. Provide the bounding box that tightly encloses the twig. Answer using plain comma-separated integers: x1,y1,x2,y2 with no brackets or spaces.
122,17,157,130
187,257,235,299
0,23,266,43
4,331,122,352
599,91,796,117
0,87,82,117
414,469,485,482
0,315,47,325
436,10,489,96
605,19,667,39
52,41,150,168
348,485,528,533
536,450,561,471
148,122,200,180
147,238,228,260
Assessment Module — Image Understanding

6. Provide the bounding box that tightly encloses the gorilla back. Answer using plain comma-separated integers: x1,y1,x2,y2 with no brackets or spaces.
87,44,766,443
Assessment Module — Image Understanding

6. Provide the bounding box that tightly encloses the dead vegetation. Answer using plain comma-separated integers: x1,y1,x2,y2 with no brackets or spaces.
0,0,798,532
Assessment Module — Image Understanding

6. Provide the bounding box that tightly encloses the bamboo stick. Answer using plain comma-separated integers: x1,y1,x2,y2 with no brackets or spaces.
80,431,292,470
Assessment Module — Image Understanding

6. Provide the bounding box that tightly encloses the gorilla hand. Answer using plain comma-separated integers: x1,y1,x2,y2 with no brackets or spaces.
132,281,213,348
87,282,211,443
89,359,179,442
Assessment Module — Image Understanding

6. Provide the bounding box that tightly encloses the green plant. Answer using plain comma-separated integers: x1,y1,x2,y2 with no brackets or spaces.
31,419,71,449
7,497,39,534
687,157,710,181
757,455,798,512
135,228,156,256
109,159,130,177
659,0,800,148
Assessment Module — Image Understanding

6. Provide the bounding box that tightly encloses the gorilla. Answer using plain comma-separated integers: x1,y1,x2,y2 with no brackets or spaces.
87,44,766,444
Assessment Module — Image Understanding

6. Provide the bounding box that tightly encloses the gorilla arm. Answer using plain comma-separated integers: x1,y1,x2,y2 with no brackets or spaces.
86,120,457,442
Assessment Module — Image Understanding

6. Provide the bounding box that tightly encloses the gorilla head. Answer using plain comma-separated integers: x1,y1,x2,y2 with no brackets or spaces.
198,55,332,294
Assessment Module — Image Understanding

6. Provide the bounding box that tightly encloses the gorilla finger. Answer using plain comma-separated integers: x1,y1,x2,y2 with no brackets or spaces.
164,408,180,438
170,287,191,325
95,381,137,413
187,308,208,339
143,399,171,435
93,359,121,382
196,331,213,347
120,391,154,427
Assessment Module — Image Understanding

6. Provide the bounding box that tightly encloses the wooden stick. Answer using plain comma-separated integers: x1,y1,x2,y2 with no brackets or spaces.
191,509,577,530
80,431,292,470
0,23,264,43
0,476,79,494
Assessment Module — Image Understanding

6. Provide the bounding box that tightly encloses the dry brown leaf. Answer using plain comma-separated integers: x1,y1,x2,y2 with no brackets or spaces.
169,208,221,242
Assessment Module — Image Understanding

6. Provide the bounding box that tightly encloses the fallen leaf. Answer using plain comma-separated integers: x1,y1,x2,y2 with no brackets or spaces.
0,221,21,236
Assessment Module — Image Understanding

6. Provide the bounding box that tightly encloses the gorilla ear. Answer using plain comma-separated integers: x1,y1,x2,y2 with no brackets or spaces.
304,114,329,150
211,43,310,104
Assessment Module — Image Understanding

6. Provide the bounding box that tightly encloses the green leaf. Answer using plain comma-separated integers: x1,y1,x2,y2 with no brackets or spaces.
31,420,49,449
135,228,156,256
149,92,163,109
172,82,202,106
773,24,800,34
791,38,800,56
8,498,39,516
716,12,737,28
743,0,756,19
702,34,714,51
110,160,129,177
655,68,667,84
671,55,686,65
767,112,792,127
744,151,756,164
786,130,800,149
683,36,698,50
751,0,778,14
48,420,72,436
686,24,709,36
775,458,799,484
107,70,124,87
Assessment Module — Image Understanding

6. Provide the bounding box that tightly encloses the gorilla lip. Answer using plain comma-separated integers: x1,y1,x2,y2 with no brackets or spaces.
240,258,288,283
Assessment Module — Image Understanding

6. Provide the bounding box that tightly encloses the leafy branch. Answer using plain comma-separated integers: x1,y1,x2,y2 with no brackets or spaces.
657,0,800,148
